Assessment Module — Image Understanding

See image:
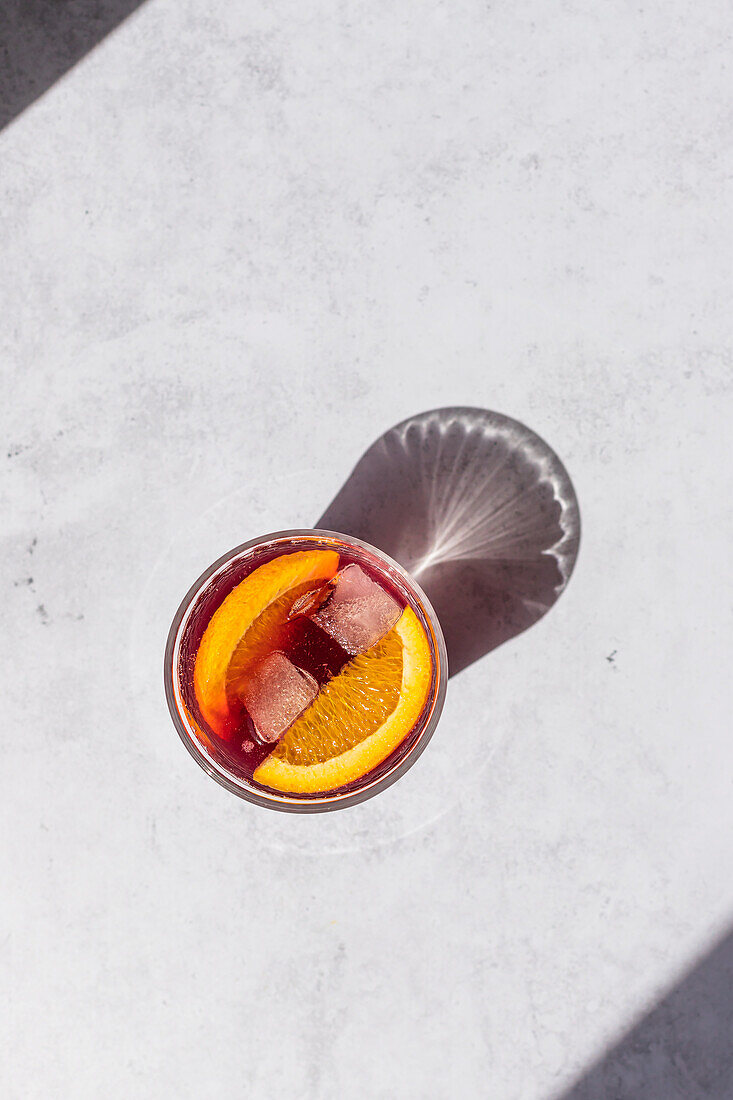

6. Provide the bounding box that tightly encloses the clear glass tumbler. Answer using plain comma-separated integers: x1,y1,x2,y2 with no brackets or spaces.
164,529,448,812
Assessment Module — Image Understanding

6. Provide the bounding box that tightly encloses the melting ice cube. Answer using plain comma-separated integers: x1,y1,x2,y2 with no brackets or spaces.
311,563,401,655
239,652,318,744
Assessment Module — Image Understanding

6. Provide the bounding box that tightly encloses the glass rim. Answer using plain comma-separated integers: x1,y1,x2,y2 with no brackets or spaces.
164,528,448,813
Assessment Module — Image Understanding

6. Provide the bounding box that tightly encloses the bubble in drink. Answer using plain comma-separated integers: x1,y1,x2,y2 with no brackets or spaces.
238,652,318,743
311,563,401,656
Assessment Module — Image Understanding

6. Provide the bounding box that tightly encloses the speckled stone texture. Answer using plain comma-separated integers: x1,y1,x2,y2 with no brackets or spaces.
1,1,732,1097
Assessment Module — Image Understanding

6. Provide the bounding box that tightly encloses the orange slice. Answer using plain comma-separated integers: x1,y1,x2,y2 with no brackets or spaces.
254,606,432,794
194,549,339,732
225,579,317,700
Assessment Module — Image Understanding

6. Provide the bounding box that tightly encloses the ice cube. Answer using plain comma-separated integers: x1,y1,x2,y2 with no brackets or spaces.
311,563,401,655
238,652,318,744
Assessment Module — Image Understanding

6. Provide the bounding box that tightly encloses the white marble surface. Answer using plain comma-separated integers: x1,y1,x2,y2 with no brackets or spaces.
2,1,732,1096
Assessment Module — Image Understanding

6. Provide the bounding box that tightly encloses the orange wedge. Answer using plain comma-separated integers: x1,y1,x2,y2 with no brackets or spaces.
254,606,432,794
194,549,339,732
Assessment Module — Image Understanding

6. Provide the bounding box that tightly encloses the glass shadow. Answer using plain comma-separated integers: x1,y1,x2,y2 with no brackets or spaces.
1,0,146,131
318,407,580,676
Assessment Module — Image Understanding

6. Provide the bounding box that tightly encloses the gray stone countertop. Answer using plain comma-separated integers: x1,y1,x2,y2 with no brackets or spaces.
1,1,732,1096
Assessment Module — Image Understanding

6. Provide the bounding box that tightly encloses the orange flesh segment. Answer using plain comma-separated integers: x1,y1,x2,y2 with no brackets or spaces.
193,549,339,732
225,579,318,700
254,606,432,794
272,629,403,765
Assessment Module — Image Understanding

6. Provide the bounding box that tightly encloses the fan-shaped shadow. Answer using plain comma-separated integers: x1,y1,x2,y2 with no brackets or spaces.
318,407,580,676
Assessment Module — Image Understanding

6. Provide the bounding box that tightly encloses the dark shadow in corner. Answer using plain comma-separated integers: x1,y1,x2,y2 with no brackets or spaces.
1,0,146,132
318,407,580,676
556,928,733,1100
